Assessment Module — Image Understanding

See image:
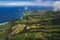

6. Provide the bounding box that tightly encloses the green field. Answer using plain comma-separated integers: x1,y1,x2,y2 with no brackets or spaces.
0,10,60,40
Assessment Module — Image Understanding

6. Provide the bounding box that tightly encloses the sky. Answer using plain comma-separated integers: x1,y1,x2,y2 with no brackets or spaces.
0,0,59,5
0,0,59,1
0,0,59,12
0,0,60,10
0,0,33,1
0,0,59,6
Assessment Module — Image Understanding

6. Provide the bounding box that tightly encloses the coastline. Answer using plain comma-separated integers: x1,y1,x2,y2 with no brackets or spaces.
0,22,8,25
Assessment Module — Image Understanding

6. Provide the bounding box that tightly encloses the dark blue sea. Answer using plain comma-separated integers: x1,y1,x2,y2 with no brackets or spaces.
0,6,53,23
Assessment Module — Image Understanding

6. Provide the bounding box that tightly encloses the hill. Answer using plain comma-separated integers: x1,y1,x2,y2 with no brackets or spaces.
0,10,60,40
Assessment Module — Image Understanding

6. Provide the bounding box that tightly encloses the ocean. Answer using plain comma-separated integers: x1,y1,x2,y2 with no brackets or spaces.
0,6,53,23
0,7,25,23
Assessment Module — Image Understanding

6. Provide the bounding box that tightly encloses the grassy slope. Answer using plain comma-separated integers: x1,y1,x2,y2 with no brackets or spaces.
0,10,60,40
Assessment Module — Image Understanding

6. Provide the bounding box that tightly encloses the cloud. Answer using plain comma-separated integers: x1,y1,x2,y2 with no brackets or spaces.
35,0,43,2
0,1,53,7
24,7,28,10
53,1,60,11
0,2,38,7
35,0,60,2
